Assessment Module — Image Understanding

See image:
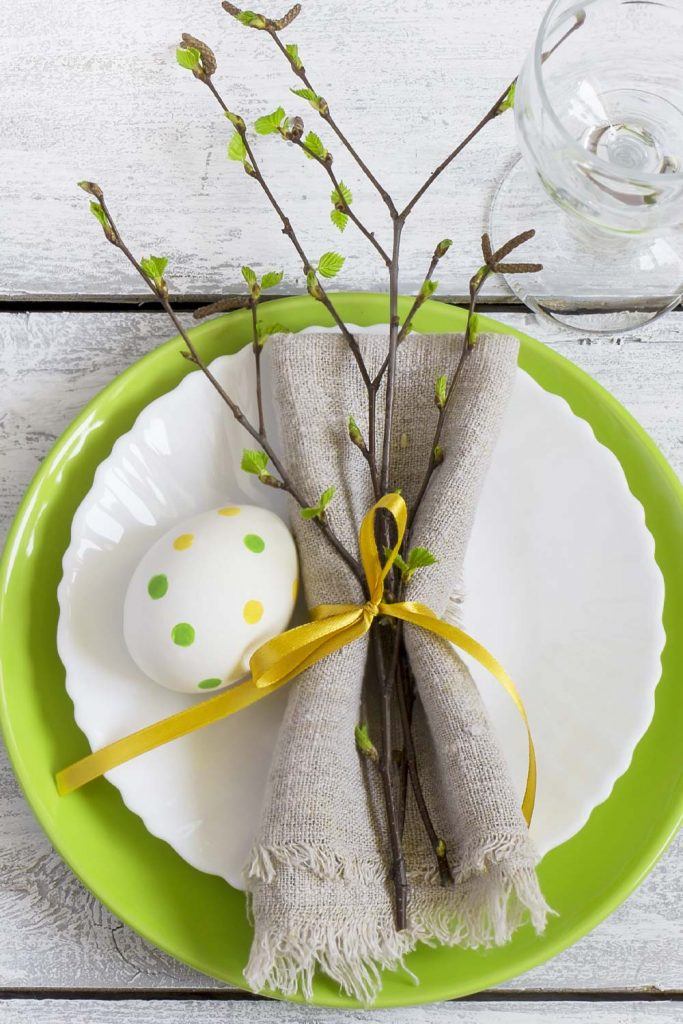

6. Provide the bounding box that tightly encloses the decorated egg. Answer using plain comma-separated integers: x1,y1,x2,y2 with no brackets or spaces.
123,504,298,694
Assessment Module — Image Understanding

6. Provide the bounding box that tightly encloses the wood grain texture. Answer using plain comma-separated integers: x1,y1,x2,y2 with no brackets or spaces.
2,0,559,299
0,1000,681,1024
0,310,680,994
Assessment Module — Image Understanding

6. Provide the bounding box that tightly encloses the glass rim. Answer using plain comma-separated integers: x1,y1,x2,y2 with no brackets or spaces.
532,0,683,186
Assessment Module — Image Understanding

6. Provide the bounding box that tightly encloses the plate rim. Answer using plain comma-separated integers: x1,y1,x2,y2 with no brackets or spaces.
1,293,681,1008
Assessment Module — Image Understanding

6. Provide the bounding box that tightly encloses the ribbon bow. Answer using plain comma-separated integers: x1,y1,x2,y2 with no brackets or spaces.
57,493,536,825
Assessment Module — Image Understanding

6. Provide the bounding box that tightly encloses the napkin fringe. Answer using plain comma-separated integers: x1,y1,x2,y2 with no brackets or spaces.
244,842,550,1003
244,908,416,1004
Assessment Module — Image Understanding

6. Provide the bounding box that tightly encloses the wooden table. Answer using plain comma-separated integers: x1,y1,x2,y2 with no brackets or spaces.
0,1,680,1020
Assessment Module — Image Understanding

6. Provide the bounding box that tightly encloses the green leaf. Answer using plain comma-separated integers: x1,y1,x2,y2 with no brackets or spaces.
300,485,335,521
383,545,437,581
329,182,352,233
260,270,283,290
384,545,437,582
384,547,410,576
319,485,335,510
227,132,247,162
348,414,363,446
419,278,438,300
306,268,322,299
256,321,289,344
237,10,266,27
254,107,286,135
354,723,378,761
285,42,303,69
241,449,269,476
407,546,437,571
176,46,201,70
89,201,109,229
434,373,447,409
330,209,348,232
290,86,320,109
241,265,257,286
330,181,352,208
467,313,481,347
471,265,487,292
498,81,516,114
302,131,327,160
317,251,345,279
140,255,169,282
224,110,246,130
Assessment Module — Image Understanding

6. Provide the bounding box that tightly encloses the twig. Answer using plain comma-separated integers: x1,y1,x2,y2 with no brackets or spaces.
398,251,440,344
400,11,586,221
379,217,403,493
407,230,541,530
88,187,363,584
262,23,398,217
193,297,236,319
74,5,584,941
373,238,452,388
250,300,266,435
348,415,380,500
392,626,452,886
201,78,373,393
400,86,512,222
290,134,390,266
371,627,408,930
397,654,412,838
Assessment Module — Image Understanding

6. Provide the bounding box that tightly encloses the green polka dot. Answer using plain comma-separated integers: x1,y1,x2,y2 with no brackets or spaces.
198,677,222,690
243,533,265,554
147,574,168,600
171,622,195,647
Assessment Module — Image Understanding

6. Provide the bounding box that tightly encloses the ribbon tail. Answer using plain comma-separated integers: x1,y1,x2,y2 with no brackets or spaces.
385,602,537,825
57,609,372,796
55,674,285,796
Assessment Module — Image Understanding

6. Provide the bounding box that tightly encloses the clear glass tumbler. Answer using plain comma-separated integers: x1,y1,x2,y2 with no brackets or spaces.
490,0,683,333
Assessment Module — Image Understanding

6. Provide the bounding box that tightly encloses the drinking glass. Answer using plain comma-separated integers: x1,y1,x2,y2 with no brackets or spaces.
489,0,683,333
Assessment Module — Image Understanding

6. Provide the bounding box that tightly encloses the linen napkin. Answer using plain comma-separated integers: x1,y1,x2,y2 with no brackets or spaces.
244,332,549,1002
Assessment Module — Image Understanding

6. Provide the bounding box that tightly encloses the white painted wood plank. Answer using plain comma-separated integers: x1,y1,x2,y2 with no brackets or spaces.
0,1000,681,1024
2,0,555,298
0,310,680,991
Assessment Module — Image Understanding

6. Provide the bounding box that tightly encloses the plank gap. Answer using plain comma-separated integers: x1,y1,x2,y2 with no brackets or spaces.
0,296,522,313
0,988,678,1003
1,298,682,324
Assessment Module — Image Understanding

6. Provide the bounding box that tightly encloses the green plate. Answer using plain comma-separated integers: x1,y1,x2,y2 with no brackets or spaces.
0,294,681,1007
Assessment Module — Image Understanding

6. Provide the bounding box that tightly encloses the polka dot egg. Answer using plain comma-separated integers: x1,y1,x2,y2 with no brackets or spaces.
123,504,299,694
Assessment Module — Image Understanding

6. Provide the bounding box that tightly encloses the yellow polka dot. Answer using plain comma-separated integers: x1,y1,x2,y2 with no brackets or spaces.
292,578,299,602
173,533,194,551
218,506,240,517
243,599,264,624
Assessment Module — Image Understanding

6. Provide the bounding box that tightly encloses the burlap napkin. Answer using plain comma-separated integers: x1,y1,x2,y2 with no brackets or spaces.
244,332,549,1002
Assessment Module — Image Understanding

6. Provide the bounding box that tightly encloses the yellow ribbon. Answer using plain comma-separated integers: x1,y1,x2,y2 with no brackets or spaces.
56,493,536,825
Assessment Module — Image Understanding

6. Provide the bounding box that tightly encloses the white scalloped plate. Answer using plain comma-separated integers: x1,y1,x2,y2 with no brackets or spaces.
57,327,665,888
